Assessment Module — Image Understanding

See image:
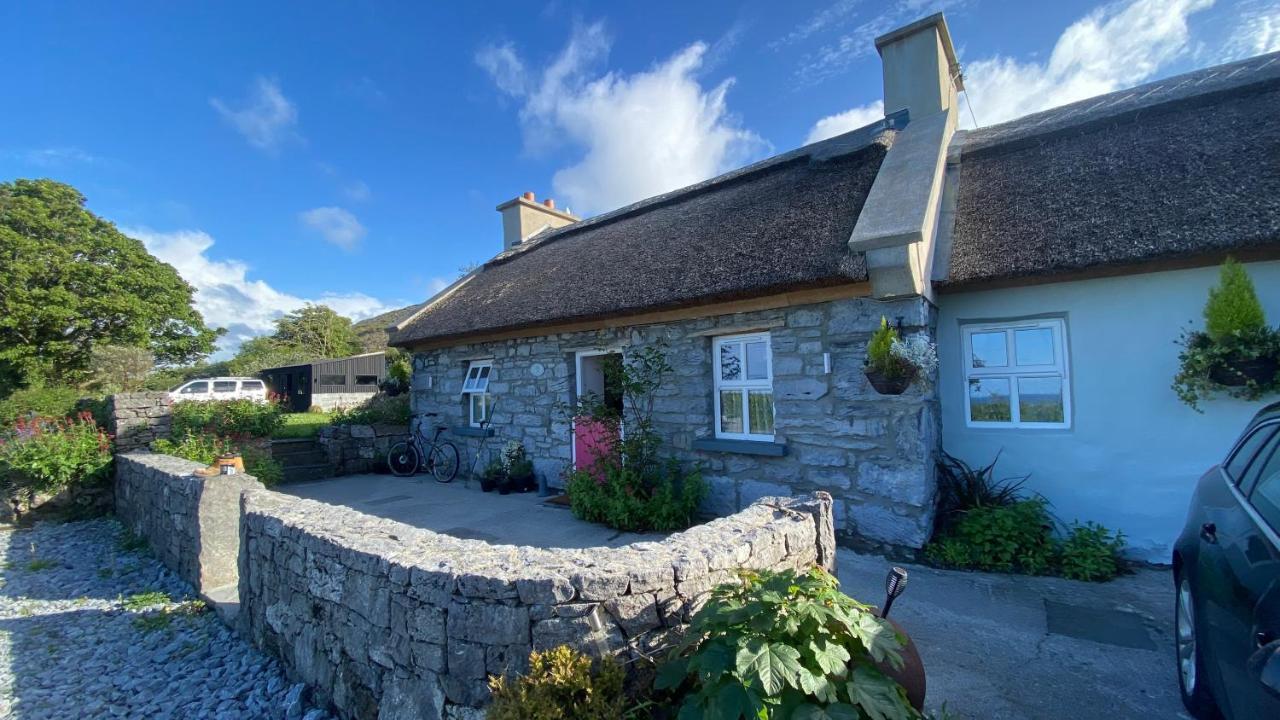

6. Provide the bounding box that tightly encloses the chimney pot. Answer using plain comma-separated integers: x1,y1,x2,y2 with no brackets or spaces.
497,191,578,250
544,198,555,209
523,191,535,201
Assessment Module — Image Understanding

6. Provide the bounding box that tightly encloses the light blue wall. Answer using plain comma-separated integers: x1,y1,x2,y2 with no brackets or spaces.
936,261,1280,562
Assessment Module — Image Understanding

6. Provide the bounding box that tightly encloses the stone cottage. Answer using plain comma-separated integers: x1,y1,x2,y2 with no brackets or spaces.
390,13,1280,557
388,16,965,549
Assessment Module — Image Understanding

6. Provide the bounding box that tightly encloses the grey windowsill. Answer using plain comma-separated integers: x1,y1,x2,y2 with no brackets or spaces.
451,426,495,438
691,438,787,457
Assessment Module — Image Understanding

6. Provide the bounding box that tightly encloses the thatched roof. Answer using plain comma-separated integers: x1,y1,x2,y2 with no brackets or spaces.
940,52,1280,290
390,125,893,347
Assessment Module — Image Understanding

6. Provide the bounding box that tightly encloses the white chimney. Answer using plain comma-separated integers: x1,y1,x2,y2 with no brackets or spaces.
496,191,578,251
875,13,963,125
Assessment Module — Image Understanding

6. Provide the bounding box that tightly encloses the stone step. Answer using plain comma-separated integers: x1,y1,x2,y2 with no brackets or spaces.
276,449,329,468
271,438,321,457
281,463,333,484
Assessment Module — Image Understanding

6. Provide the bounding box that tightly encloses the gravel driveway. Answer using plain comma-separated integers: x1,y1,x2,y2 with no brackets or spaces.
0,519,331,720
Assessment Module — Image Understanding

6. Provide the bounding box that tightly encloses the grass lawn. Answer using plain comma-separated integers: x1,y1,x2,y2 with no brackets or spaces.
274,412,332,439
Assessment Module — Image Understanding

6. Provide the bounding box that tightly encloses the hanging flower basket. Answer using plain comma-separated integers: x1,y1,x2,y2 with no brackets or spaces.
1208,355,1280,387
864,368,916,395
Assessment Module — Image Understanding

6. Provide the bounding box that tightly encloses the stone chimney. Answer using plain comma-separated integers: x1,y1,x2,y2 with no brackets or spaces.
496,191,578,251
874,13,963,126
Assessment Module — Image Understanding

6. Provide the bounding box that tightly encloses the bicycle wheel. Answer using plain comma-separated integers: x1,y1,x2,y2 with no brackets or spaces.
429,441,460,483
387,442,420,477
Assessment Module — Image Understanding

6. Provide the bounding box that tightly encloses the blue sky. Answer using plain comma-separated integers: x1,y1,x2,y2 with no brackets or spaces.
2,0,1276,356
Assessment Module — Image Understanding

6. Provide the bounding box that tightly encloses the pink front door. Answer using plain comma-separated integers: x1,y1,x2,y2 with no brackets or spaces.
574,416,618,477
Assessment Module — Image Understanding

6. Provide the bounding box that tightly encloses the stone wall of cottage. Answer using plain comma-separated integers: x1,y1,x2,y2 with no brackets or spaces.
239,488,835,719
410,296,940,548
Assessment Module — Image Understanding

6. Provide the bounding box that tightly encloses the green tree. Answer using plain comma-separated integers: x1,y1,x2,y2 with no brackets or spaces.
1204,257,1267,341
272,305,361,360
87,345,155,393
0,179,221,392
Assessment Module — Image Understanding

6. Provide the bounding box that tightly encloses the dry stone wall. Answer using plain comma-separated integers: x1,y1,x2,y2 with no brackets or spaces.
108,392,173,452
317,424,411,476
115,452,264,595
239,489,836,720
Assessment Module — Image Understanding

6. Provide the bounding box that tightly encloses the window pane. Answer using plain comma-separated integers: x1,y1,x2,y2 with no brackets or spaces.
478,365,490,379
319,374,346,385
719,342,742,382
1227,427,1278,485
470,393,490,424
1015,328,1056,366
1250,444,1280,532
970,332,1007,368
969,378,1011,422
355,375,378,386
241,381,263,390
1018,377,1064,423
720,390,744,434
745,341,768,380
182,382,208,394
213,381,237,392
747,390,774,435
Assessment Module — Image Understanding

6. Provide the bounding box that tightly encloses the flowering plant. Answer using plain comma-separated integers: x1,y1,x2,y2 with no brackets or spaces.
890,333,939,383
0,412,113,496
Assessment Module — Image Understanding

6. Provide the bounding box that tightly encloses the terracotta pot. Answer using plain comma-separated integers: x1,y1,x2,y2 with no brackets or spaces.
880,618,926,712
864,368,916,395
1209,355,1280,387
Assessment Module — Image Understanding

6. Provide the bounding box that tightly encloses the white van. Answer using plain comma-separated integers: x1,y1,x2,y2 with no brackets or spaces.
169,377,269,403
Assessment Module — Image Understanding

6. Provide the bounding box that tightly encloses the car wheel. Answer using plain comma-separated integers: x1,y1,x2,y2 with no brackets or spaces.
1176,575,1219,718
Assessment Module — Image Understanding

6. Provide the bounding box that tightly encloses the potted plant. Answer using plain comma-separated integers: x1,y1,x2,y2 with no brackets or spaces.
1173,258,1280,410
479,458,505,493
500,441,536,493
863,317,938,395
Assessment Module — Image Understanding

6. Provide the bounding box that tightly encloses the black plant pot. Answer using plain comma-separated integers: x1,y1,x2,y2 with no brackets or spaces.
510,473,536,493
864,368,916,395
1209,355,1280,387
497,479,512,495
479,477,497,493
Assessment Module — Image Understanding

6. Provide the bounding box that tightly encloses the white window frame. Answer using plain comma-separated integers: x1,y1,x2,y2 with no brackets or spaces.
462,360,493,427
713,332,775,441
961,318,1071,429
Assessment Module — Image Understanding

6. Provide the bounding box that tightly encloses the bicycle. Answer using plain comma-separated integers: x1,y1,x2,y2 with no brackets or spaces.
387,413,460,482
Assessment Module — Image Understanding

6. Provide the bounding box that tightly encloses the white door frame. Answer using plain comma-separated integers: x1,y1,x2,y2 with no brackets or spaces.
572,349,622,469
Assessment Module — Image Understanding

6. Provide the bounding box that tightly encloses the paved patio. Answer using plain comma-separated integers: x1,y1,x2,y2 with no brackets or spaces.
278,473,663,548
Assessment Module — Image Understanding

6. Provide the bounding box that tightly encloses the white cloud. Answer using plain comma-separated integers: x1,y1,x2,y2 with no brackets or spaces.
125,227,393,357
343,180,372,202
210,77,299,151
805,100,884,144
298,207,366,251
477,23,769,216
14,147,99,166
960,0,1214,128
1219,0,1280,60
785,0,965,85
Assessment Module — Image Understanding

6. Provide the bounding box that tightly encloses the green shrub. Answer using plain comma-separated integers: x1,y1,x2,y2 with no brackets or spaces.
1059,522,1126,582
171,399,283,439
566,459,705,533
0,413,113,497
1173,325,1280,410
925,499,1056,575
865,317,912,379
331,393,410,426
934,451,1027,534
152,431,283,487
0,387,108,427
1204,257,1266,341
487,645,628,720
657,567,919,720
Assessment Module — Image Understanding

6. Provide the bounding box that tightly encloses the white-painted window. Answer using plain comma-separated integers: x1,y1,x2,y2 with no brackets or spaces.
462,360,493,427
961,319,1070,429
713,333,775,441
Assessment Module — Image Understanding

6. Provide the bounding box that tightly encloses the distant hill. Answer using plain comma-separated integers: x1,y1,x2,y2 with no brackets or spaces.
353,303,425,352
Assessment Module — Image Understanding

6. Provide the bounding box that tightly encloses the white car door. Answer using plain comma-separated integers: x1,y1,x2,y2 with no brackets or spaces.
176,380,211,401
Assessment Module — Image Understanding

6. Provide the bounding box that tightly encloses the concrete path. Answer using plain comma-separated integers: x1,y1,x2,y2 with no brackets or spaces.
838,552,1186,720
279,473,665,548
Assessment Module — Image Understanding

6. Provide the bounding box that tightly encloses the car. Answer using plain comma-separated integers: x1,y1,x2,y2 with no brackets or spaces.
1173,401,1280,719
168,377,268,403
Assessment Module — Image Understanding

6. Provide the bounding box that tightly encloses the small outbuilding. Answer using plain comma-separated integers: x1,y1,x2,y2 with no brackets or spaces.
260,352,386,412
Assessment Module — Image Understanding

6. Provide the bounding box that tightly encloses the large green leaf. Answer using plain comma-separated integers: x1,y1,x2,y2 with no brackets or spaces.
792,704,861,720
690,639,736,682
846,666,918,720
807,638,852,677
736,639,803,696
704,681,764,720
655,656,689,691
